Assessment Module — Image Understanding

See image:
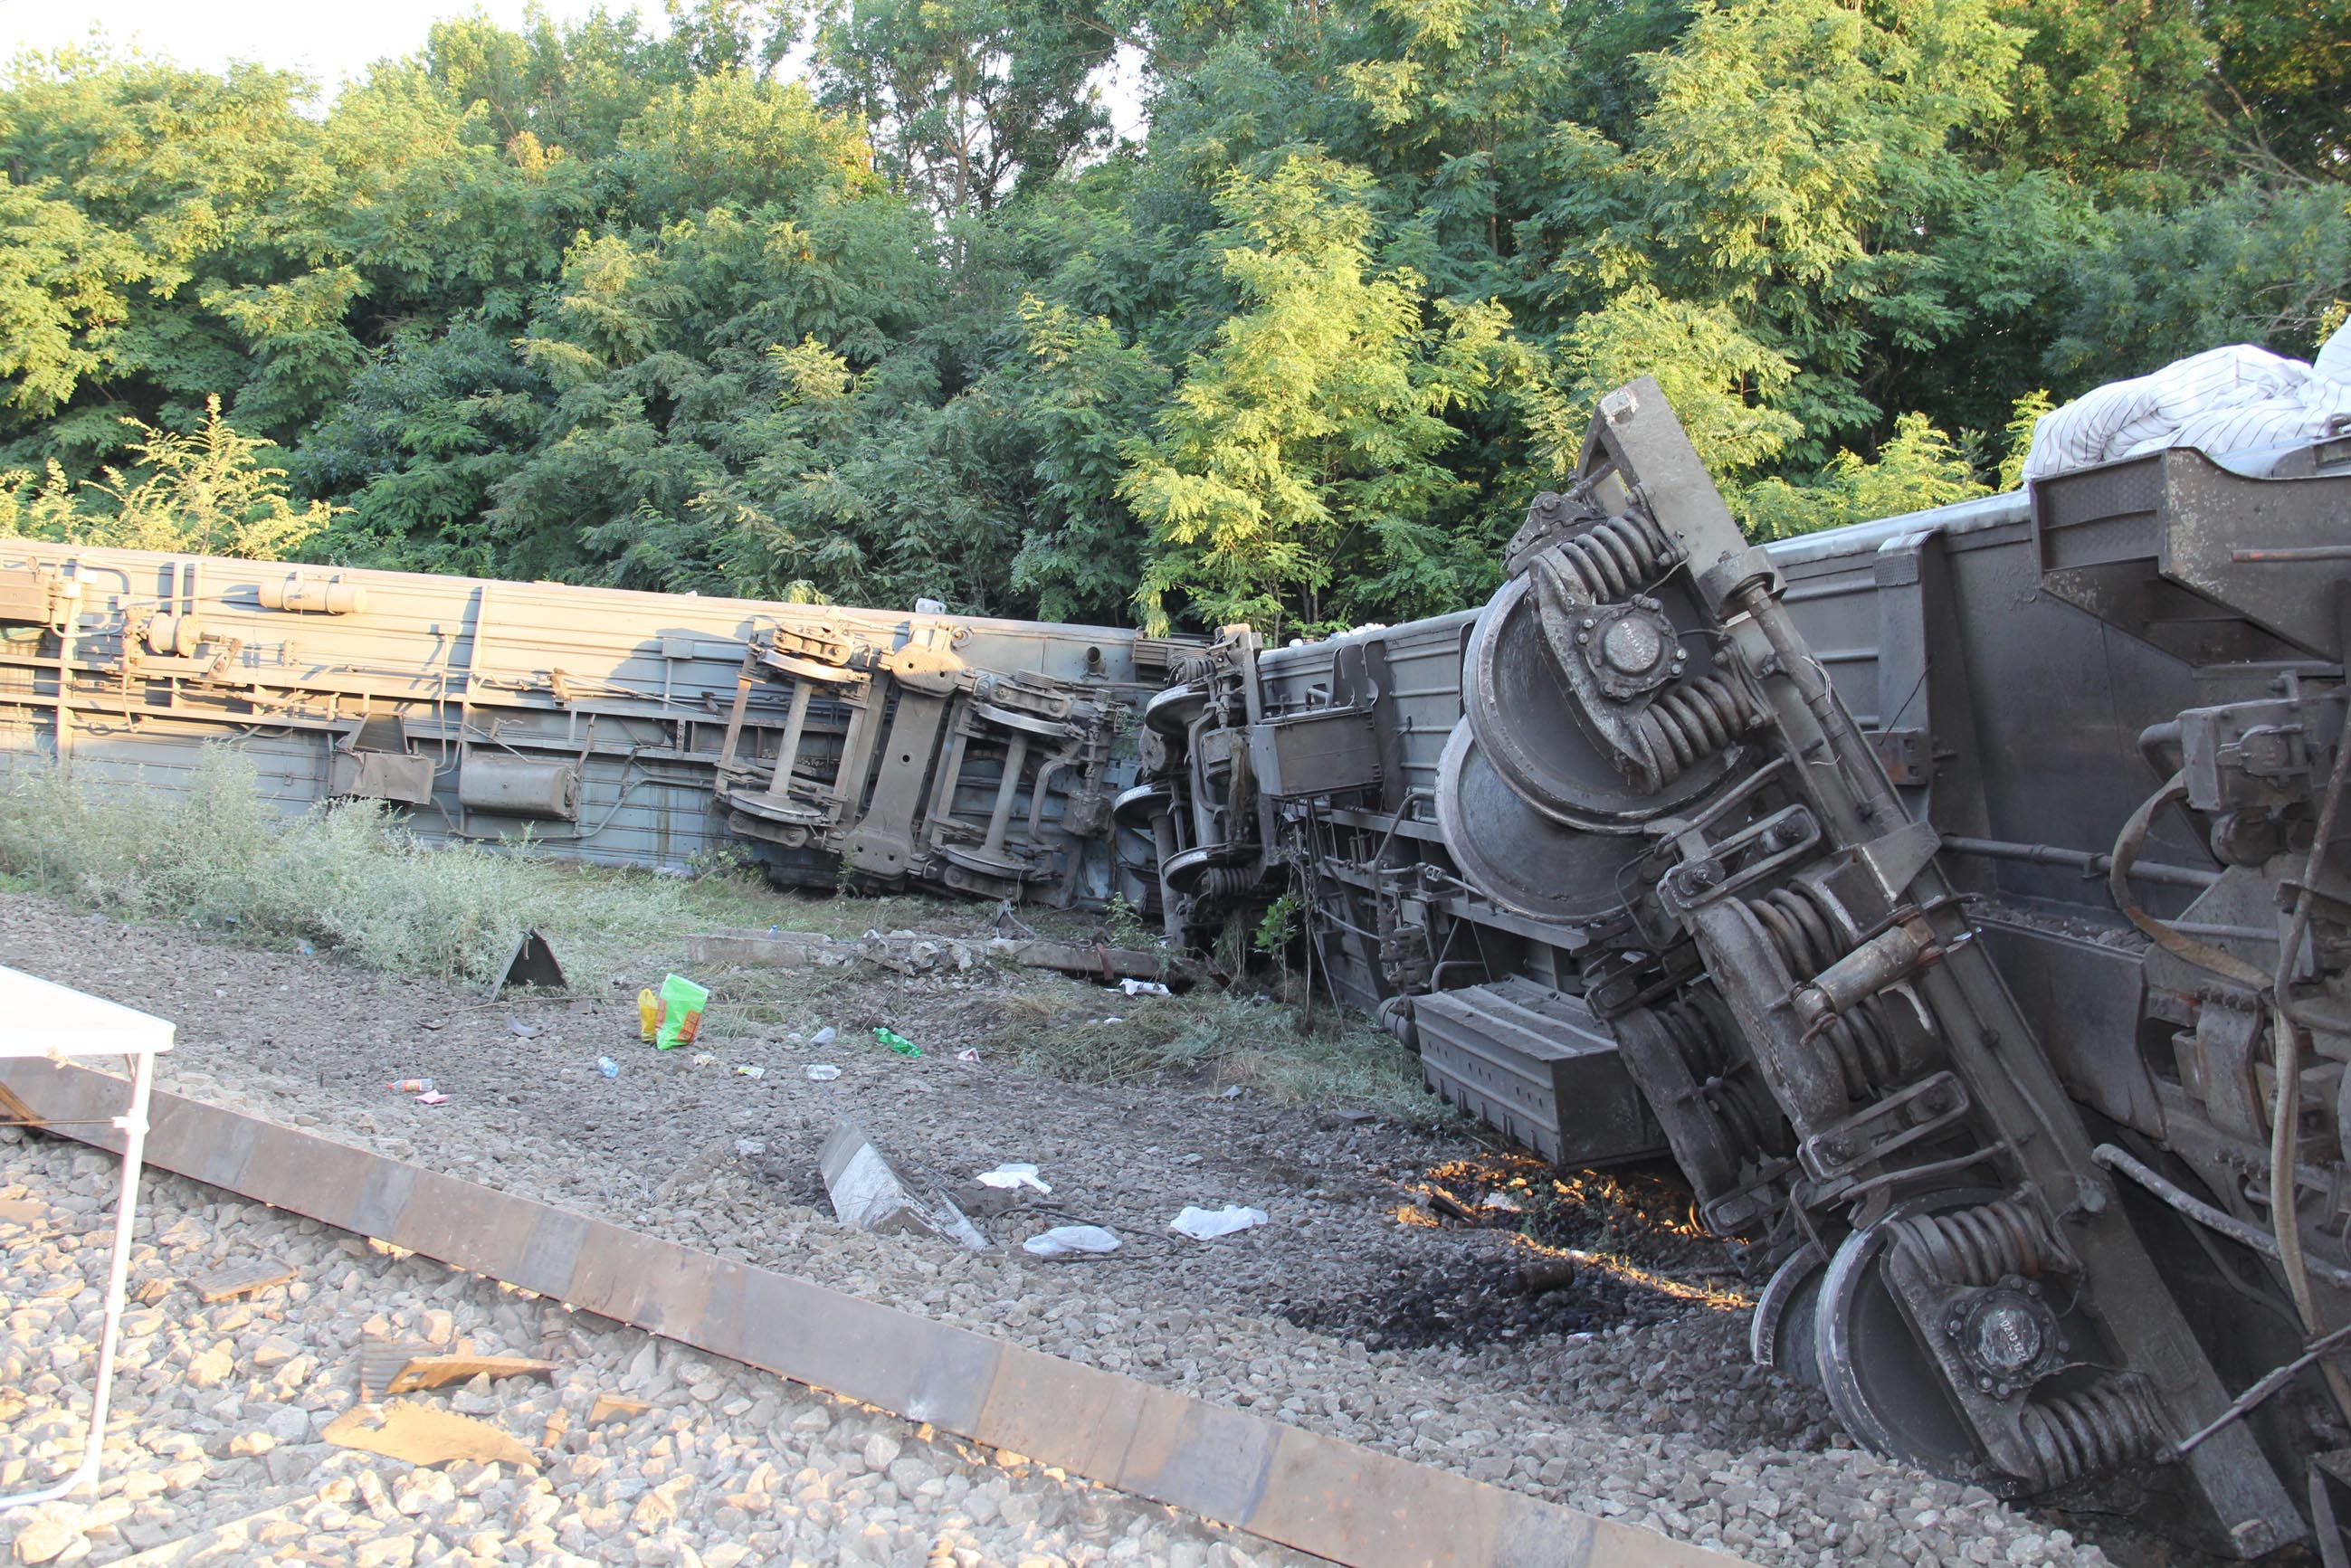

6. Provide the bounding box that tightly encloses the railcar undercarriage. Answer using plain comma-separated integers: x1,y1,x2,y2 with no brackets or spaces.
1135,383,2351,1555
6,379,2350,1553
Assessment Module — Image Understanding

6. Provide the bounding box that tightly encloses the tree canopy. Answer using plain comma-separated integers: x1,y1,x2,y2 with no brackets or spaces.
0,0,2343,632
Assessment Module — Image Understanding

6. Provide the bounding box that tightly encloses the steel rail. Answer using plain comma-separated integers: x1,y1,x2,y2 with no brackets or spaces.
1,1060,1746,1568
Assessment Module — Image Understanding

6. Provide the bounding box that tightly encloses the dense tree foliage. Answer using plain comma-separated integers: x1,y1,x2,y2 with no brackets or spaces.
0,0,2343,632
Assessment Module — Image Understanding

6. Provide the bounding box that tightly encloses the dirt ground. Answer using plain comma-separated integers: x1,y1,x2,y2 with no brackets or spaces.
0,889,2135,1567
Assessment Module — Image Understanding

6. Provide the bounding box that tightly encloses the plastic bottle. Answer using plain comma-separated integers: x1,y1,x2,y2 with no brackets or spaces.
388,1078,434,1095
597,1056,621,1079
873,1026,920,1058
637,988,660,1042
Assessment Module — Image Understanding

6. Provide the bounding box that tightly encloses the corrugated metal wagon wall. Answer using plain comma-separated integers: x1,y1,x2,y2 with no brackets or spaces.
0,543,1191,906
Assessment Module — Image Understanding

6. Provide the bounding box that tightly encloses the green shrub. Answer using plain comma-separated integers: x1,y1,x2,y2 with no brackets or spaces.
0,749,546,983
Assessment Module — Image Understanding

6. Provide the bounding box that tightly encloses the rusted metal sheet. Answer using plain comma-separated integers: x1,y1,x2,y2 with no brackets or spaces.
4,1059,1744,1568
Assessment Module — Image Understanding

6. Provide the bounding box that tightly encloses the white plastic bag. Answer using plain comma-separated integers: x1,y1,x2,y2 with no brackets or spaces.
1169,1204,1269,1240
1023,1224,1121,1257
976,1162,1052,1194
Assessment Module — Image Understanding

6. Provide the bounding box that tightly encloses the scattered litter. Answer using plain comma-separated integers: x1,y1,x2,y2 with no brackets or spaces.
1221,1085,1243,1099
690,1051,717,1067
805,1064,841,1082
386,1354,556,1396
1118,978,1172,997
388,1079,435,1095
810,1025,837,1047
818,1120,987,1249
1481,1191,1523,1213
873,1026,920,1058
508,1020,541,1040
1426,1188,1478,1223
976,1163,1051,1194
734,1137,768,1157
487,927,567,1001
415,1090,450,1107
1023,1225,1121,1258
654,974,709,1049
733,1064,765,1079
357,1338,440,1400
1170,1205,1269,1240
188,1257,294,1304
299,941,315,956
596,1056,620,1079
957,1048,981,1064
637,987,660,1042
420,1020,443,1031
589,1394,651,1426
324,1402,537,1469
1518,1258,1579,1296
1333,1108,1375,1124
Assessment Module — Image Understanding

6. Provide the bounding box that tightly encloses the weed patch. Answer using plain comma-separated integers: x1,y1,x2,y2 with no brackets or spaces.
0,751,1448,1119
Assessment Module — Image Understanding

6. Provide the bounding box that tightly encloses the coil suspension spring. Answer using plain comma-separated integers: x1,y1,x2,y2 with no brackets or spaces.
1650,993,1786,1159
1195,864,1257,900
1742,884,1910,1098
1888,1199,2066,1287
1633,673,1756,787
1532,510,1678,603
2015,1382,2163,1491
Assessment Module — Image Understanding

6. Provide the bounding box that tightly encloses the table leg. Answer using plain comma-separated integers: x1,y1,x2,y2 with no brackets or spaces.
0,1052,152,1510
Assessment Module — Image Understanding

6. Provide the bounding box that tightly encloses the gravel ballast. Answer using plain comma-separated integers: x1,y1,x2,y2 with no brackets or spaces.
0,893,2123,1566
0,1127,1326,1567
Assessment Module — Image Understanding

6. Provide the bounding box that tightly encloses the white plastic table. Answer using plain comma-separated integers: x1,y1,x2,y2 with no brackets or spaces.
0,965,175,1510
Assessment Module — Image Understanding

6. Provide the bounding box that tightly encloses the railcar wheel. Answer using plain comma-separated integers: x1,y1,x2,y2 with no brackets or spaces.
1461,575,1737,832
1751,1244,1827,1388
1144,683,1207,737
1814,1197,1995,1482
1432,719,1642,922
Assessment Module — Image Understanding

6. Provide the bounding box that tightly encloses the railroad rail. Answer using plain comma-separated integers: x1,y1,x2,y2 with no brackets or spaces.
1,1059,1747,1568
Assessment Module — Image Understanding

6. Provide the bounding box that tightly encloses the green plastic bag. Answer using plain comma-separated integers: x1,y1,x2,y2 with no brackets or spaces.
655,973,709,1050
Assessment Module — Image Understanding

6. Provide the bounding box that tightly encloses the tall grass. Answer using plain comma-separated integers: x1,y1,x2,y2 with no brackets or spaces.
0,749,1450,1118
0,749,734,986
997,983,1445,1120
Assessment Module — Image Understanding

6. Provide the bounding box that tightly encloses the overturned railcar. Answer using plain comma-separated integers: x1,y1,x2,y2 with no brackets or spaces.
1137,384,2351,1554
0,548,1191,905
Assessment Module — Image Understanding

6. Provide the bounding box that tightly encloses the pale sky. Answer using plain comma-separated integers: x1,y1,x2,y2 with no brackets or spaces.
2,1,1147,136
2,0,662,96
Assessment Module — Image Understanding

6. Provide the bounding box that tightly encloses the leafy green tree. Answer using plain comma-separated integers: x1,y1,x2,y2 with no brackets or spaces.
1,395,335,557
2205,0,2351,176
1120,154,1512,634
814,0,1115,220
0,0,2342,635
1003,298,1169,623
0,175,146,419
1733,412,1986,540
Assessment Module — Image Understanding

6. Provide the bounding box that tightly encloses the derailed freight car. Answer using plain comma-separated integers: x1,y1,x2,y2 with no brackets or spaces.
1134,382,2351,1554
0,548,1194,906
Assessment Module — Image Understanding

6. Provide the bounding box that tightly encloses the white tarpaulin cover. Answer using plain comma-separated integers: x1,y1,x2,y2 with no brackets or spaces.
2023,318,2351,482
